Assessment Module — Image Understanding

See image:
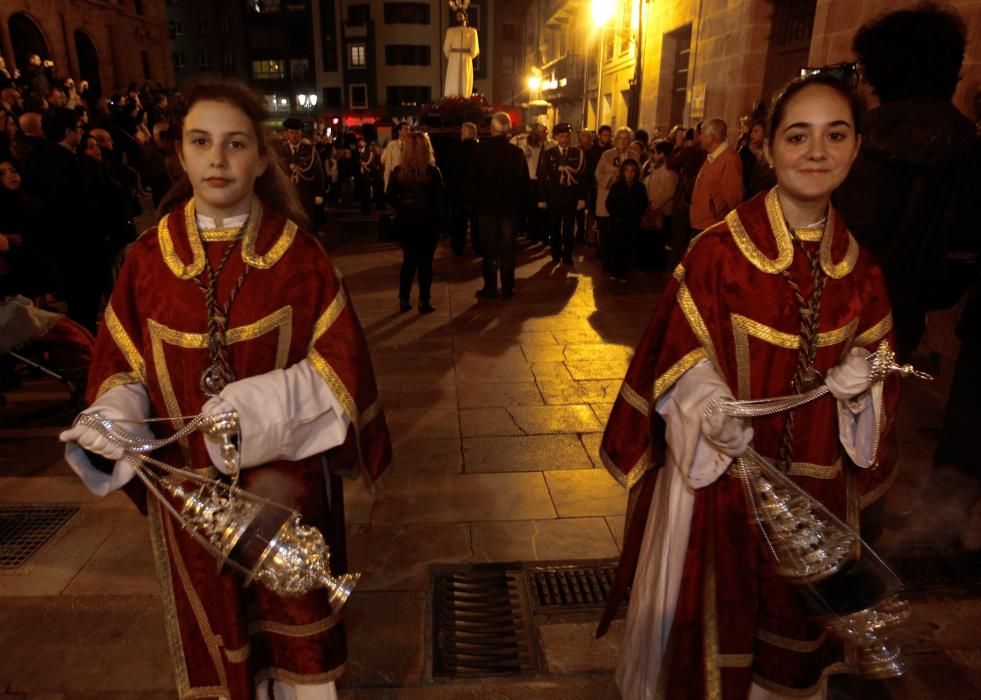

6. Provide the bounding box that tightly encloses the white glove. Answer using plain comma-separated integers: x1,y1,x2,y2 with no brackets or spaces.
701,399,754,458
537,201,548,210
200,360,350,471
60,383,153,496
825,347,871,401
576,200,586,211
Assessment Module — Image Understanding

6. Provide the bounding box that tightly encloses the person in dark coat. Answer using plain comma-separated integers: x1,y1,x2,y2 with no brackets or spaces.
604,159,648,281
834,3,979,361
31,108,103,330
537,123,585,265
468,112,529,299
0,156,54,298
448,122,481,256
386,132,447,314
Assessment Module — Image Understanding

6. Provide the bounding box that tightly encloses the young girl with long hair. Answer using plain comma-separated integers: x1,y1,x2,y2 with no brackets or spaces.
386,131,447,313
601,74,901,699
61,80,391,700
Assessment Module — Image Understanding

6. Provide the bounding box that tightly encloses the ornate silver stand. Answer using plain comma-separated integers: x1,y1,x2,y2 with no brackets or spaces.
73,410,360,608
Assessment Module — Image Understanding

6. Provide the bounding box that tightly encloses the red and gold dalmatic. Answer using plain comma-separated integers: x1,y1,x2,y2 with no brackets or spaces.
87,197,391,699
599,189,899,698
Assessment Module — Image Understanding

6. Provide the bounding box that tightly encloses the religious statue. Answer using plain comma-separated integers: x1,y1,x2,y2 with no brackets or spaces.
443,0,479,98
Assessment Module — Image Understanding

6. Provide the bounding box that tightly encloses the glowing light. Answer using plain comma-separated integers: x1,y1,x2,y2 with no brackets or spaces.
591,0,615,26
527,75,541,91
308,94,318,107
297,94,307,106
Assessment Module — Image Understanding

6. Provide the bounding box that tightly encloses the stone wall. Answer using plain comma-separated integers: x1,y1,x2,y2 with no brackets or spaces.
637,0,979,140
638,0,773,138
0,0,172,93
809,0,980,119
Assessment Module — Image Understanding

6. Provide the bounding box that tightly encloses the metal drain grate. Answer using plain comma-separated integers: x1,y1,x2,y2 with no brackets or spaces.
432,567,541,678
526,562,619,611
887,549,981,592
0,506,78,569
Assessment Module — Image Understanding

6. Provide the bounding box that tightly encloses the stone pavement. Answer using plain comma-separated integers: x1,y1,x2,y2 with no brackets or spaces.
0,218,979,699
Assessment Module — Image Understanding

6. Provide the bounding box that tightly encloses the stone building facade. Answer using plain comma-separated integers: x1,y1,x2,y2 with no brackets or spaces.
1,0,172,97
521,0,979,137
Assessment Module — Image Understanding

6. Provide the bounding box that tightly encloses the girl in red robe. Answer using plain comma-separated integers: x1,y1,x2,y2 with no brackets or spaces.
598,75,900,699
60,81,391,700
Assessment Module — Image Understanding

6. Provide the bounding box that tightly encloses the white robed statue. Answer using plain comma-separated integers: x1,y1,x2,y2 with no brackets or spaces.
443,1,479,97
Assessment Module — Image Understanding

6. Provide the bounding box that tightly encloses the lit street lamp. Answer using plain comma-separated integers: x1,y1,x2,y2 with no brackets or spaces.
592,0,615,128
296,93,318,111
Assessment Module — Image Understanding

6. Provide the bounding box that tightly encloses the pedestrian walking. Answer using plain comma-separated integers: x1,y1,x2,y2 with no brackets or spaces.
60,79,391,700
386,132,447,314
599,74,899,699
276,117,325,229
537,123,585,265
448,122,481,256
468,112,529,299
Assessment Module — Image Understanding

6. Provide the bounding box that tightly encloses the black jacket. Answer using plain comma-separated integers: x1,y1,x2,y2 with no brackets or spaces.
606,179,649,226
387,165,447,225
467,135,529,217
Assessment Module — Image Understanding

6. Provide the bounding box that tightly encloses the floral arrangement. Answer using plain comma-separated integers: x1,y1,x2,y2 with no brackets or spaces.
419,95,490,126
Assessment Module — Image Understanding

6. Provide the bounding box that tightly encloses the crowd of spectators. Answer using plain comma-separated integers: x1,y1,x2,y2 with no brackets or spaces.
0,54,180,333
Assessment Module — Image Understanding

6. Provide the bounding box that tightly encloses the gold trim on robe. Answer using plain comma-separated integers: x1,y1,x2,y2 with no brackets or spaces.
855,313,894,348
104,303,147,382
730,314,858,400
147,307,293,432
95,371,143,399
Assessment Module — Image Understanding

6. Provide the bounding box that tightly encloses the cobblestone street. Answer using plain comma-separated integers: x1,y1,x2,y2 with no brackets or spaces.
1,218,979,699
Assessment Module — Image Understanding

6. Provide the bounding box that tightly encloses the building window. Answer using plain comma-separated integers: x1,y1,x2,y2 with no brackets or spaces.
134,0,144,14
501,55,514,74
349,43,366,68
385,44,430,66
141,50,152,78
666,24,692,126
249,28,284,49
349,83,368,108
173,52,186,71
197,17,209,35
617,0,632,56
223,49,235,68
251,0,281,13
252,59,286,79
322,87,342,107
200,50,213,69
502,22,517,41
386,85,430,106
169,19,182,38
264,93,291,112
221,17,231,36
285,1,307,11
348,4,370,23
290,58,311,79
383,3,429,24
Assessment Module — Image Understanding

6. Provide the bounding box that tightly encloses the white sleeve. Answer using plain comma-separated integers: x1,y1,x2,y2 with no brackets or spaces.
836,386,883,468
655,359,734,489
203,359,352,470
64,383,153,496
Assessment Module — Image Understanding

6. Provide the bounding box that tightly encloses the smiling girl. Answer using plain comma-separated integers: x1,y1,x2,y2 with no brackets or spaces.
60,81,391,700
599,74,902,699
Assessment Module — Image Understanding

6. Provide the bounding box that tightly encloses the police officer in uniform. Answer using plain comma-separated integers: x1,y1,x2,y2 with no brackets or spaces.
537,123,585,265
277,117,326,229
